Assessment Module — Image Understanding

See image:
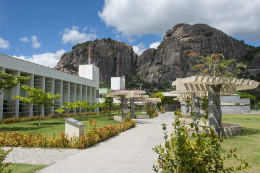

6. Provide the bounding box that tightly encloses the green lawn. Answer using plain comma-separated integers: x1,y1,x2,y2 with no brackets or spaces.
183,114,260,172
0,112,124,138
3,163,47,173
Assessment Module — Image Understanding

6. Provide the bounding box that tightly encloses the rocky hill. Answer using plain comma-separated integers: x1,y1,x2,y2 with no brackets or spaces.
54,23,260,90
54,38,138,83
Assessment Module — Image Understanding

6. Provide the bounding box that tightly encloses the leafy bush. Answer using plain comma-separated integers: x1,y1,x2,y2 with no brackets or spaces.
161,107,165,113
123,115,132,122
152,98,249,172
145,102,156,117
0,120,137,149
0,146,12,172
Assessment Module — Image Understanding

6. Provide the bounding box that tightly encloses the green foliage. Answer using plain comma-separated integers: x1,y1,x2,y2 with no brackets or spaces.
61,102,79,116
191,53,246,78
144,102,156,117
123,115,132,122
153,92,175,109
237,91,257,106
243,45,260,62
0,120,136,149
153,98,249,173
0,146,12,172
54,108,66,115
99,82,111,89
0,71,30,95
103,93,114,120
13,85,61,126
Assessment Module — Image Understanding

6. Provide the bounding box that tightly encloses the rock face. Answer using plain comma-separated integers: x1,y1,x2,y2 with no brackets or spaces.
136,23,249,83
54,38,138,83
54,23,260,85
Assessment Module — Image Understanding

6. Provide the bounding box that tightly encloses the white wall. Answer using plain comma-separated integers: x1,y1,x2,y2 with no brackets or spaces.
111,76,125,90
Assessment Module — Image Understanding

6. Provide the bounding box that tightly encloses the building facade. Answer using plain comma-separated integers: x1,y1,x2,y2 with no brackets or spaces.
0,53,99,119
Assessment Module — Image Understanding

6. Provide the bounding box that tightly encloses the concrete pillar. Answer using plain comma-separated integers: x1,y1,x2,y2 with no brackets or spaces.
28,74,34,117
71,83,76,114
41,76,45,116
0,67,5,120
63,81,70,114
208,84,222,136
50,78,55,115
121,96,128,122
193,97,200,119
88,87,92,105
130,98,135,119
78,84,82,113
13,70,20,118
92,87,96,105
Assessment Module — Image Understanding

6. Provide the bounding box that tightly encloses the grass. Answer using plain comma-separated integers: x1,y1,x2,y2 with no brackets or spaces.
3,163,47,173
183,113,260,172
0,112,123,138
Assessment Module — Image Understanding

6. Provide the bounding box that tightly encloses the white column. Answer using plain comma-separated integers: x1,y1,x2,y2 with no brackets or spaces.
71,83,76,114
63,81,70,114
28,73,34,117
88,87,92,105
50,78,55,115
78,84,82,113
41,76,45,116
92,87,96,104
0,67,5,119
13,70,20,118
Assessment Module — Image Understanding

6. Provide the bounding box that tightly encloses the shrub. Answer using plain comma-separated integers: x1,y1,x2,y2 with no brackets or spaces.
49,114,58,119
0,120,137,149
123,115,132,122
152,98,249,172
161,107,165,113
145,102,156,117
0,146,12,172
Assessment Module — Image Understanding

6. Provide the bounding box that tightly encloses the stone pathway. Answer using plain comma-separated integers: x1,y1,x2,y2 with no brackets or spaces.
3,147,81,165
3,112,175,173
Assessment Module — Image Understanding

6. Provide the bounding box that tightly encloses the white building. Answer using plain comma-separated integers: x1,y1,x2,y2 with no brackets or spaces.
111,76,125,90
0,53,99,119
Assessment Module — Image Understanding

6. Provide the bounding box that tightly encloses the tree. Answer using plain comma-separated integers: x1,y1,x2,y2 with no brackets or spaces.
152,92,174,110
13,85,61,126
0,71,30,95
62,102,79,116
103,93,114,120
77,101,90,113
191,53,246,136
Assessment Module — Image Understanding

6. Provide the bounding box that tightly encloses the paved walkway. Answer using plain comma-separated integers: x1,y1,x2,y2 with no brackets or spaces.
4,112,176,173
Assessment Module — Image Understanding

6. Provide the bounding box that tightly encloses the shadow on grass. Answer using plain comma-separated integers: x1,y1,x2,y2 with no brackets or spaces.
29,122,64,126
0,126,51,132
240,127,260,136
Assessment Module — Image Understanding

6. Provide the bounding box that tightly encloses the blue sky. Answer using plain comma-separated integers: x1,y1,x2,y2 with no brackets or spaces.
1,0,260,68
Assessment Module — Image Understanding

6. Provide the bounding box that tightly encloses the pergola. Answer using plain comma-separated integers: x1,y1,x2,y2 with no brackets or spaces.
170,75,259,136
106,90,146,121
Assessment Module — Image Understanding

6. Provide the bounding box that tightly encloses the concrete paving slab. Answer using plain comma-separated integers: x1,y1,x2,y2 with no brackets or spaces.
36,112,175,173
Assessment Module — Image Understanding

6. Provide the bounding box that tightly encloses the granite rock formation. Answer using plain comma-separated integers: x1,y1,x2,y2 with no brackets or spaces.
54,23,260,86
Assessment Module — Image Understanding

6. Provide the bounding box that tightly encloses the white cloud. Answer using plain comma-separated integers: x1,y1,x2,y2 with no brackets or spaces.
98,0,260,41
149,41,161,49
13,49,66,68
83,26,88,31
0,38,10,49
133,42,146,55
31,35,41,48
20,36,29,42
61,26,97,44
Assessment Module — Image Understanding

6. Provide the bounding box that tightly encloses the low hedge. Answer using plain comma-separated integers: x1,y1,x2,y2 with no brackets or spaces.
0,119,136,149
0,111,119,125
